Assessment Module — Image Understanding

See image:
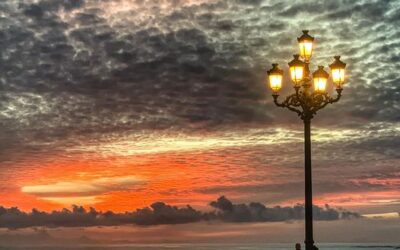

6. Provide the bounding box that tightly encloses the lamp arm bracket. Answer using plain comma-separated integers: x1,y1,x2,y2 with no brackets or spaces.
310,89,343,113
273,94,303,117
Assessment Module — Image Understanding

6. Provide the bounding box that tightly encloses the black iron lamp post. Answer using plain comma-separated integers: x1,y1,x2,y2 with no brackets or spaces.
266,30,347,250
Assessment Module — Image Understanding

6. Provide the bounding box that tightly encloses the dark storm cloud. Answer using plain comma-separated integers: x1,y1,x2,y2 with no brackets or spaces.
0,0,398,148
0,196,359,229
1,0,272,163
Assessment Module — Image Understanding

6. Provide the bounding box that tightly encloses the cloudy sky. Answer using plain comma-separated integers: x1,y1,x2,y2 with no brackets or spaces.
0,0,399,244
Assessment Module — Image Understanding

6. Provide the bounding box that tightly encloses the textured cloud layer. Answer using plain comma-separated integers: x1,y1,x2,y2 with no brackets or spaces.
1,0,399,160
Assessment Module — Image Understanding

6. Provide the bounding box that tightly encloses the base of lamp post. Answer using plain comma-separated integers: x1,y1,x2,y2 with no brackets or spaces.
305,240,315,250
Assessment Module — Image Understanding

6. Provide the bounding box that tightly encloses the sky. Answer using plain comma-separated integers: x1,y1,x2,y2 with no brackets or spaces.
0,0,399,245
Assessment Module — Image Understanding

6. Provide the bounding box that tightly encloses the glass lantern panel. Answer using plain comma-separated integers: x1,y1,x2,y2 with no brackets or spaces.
290,66,304,84
313,77,327,92
332,68,345,87
269,74,282,92
299,41,313,61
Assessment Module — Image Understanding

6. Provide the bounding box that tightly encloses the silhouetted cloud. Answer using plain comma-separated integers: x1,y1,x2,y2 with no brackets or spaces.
0,196,359,229
209,196,360,222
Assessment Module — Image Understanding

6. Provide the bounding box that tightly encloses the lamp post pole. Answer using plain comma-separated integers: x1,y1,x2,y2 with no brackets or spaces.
267,31,347,250
304,117,313,249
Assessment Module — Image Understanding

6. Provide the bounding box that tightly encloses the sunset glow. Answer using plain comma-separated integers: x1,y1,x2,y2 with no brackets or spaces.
0,123,397,212
0,0,399,247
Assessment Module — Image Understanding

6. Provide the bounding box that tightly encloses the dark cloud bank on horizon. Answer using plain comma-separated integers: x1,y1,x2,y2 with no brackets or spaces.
0,196,360,229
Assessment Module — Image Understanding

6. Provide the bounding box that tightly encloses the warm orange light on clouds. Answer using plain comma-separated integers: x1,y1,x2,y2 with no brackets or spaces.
0,124,398,213
313,191,400,207
21,175,143,206
3,149,260,211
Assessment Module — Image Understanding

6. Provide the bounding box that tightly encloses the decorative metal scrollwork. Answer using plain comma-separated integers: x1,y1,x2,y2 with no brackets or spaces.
273,88,342,121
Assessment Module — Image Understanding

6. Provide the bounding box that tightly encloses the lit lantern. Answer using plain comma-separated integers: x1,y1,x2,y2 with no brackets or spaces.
312,66,329,93
267,63,283,93
329,56,346,88
288,54,305,86
297,30,314,62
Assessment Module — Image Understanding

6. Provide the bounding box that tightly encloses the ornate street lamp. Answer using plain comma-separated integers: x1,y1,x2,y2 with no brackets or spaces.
267,30,347,250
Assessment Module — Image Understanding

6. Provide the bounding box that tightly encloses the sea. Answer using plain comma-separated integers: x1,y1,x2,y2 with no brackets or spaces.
1,244,399,250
